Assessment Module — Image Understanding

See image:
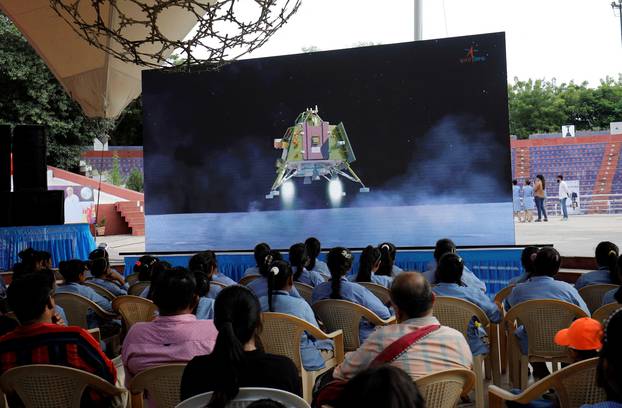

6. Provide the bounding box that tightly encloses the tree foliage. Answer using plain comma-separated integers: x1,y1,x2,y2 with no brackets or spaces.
508,77,622,139
126,168,144,192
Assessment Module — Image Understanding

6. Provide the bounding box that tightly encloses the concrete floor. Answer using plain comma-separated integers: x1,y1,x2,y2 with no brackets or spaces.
97,214,622,262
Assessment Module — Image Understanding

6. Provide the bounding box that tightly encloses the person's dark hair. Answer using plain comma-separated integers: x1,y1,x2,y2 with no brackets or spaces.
557,174,563,180
189,251,218,295
289,243,309,281
533,247,561,277
253,243,271,267
7,273,54,323
134,255,159,281
192,270,210,298
247,400,286,408
520,246,539,278
88,248,109,261
390,272,434,319
572,348,600,361
266,260,293,312
327,247,353,299
208,285,263,408
146,260,173,300
58,259,86,282
89,257,109,278
17,248,37,270
376,242,397,277
595,242,620,285
304,237,321,271
433,238,457,262
436,253,464,284
536,174,546,190
337,365,426,408
35,251,52,264
596,309,622,402
614,256,622,304
152,267,196,315
258,250,283,277
356,245,381,283
525,179,531,186
512,179,518,185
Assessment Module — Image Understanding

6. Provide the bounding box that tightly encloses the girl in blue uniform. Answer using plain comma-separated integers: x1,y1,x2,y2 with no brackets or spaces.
189,250,235,299
305,237,330,279
575,242,620,290
354,245,393,288
512,179,523,222
312,247,392,343
247,250,302,299
376,242,403,277
243,243,271,278
259,260,333,370
432,253,501,356
290,243,324,287
191,268,215,320
423,238,487,292
509,246,539,285
522,179,535,223
602,255,622,306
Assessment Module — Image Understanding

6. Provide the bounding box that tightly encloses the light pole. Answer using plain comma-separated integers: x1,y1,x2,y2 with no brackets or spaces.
414,0,423,41
613,1,622,45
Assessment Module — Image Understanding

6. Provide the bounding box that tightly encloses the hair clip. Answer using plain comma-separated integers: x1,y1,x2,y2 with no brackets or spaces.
381,244,390,251
264,254,273,265
270,266,279,276
609,250,618,257
341,250,352,259
135,261,142,267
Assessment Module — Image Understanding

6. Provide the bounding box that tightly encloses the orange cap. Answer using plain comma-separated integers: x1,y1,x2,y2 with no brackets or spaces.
554,318,603,351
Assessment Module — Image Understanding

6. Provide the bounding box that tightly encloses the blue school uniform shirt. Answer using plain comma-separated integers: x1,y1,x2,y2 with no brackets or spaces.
422,266,487,293
509,272,531,285
55,305,67,324
311,277,392,343
513,185,522,211
574,267,612,290
602,288,619,306
522,185,535,210
195,297,215,320
581,403,622,408
293,267,325,287
139,285,150,299
56,282,113,312
259,290,334,371
506,276,590,354
348,273,393,289
391,265,404,277
310,260,330,279
247,276,302,299
207,284,222,299
432,282,501,356
212,272,236,286
89,278,128,297
243,266,261,277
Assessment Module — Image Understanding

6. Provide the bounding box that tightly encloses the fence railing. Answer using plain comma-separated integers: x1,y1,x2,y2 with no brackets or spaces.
543,193,622,215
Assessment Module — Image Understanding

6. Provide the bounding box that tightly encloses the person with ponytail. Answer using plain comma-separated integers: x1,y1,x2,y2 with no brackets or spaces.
258,260,333,371
432,253,501,356
601,254,622,306
422,238,487,292
247,250,303,299
509,246,539,285
289,243,324,287
243,243,271,278
189,250,228,299
575,241,620,290
376,242,402,277
355,245,392,288
191,268,215,320
180,286,301,403
312,247,392,342
305,237,330,278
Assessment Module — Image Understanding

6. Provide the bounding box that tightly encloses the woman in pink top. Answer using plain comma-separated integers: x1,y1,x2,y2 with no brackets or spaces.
122,267,218,380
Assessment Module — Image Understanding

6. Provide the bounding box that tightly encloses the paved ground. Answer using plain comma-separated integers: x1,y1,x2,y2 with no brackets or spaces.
98,213,622,262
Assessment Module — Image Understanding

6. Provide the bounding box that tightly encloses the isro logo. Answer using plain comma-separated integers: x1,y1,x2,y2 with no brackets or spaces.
459,46,487,64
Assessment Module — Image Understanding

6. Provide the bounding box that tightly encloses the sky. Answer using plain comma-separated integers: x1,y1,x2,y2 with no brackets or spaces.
240,0,622,87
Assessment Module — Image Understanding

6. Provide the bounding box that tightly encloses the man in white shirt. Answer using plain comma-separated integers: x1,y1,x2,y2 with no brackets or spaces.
557,175,570,221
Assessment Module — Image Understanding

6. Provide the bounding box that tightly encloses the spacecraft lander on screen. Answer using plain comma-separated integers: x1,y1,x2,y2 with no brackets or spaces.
266,107,370,200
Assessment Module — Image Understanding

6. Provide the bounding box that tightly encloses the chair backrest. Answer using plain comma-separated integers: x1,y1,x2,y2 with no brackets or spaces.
210,281,227,290
578,284,620,313
175,387,310,408
505,299,588,359
128,363,186,408
293,282,314,305
358,282,391,305
0,364,125,408
416,369,475,408
592,303,621,324
128,281,150,296
112,295,158,329
83,281,115,301
239,275,260,286
433,296,490,337
312,299,393,351
126,273,140,286
54,293,110,329
494,285,515,312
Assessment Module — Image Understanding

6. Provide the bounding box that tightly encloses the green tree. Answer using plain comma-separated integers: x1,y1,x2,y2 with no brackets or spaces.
109,152,123,186
126,168,144,192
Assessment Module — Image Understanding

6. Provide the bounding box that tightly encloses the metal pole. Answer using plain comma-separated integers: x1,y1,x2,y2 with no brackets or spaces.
414,0,423,41
614,1,622,45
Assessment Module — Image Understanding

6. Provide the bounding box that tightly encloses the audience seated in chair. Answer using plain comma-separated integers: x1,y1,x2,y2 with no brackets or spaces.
575,242,619,290
139,260,171,299
190,267,215,320
247,250,303,299
180,285,301,403
259,260,334,371
601,255,622,306
422,238,487,292
0,273,118,406
506,247,590,379
290,243,324,287
509,246,539,285
121,267,217,381
335,365,425,408
432,252,502,356
312,247,393,343
581,309,622,408
131,255,159,298
376,242,404,277
189,251,232,300
353,245,393,289
88,247,126,283
332,272,472,382
243,243,272,278
88,257,128,297
305,237,330,279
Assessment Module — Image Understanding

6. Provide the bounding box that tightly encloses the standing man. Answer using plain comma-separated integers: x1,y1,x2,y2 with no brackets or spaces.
557,175,570,221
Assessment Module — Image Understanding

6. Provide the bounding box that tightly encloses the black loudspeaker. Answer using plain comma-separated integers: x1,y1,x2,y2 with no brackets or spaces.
0,191,64,227
0,125,10,192
13,125,47,192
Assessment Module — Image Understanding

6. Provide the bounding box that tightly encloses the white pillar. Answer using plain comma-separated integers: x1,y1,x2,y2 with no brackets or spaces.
414,0,423,40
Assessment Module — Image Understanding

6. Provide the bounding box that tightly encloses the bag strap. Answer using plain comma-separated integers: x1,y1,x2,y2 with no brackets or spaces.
370,324,441,368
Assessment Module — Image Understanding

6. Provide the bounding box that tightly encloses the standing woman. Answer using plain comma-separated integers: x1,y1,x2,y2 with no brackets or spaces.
512,180,522,222
522,179,535,223
534,174,548,222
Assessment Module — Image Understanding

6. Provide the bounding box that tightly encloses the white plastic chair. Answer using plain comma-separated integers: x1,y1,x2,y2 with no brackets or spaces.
176,387,310,408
